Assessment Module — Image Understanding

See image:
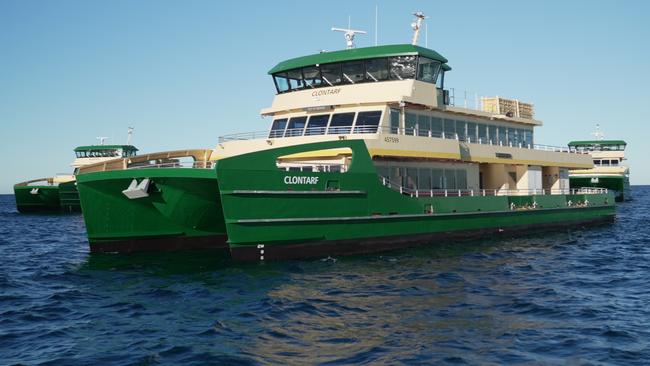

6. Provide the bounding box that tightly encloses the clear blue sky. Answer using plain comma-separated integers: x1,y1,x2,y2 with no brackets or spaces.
1,0,649,193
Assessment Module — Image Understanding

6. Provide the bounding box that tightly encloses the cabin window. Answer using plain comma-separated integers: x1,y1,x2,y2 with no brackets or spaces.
269,118,288,138
443,119,456,139
593,159,601,165
390,108,400,133
405,168,418,190
478,124,487,142
389,56,417,80
327,112,355,134
417,57,441,84
365,58,389,81
467,122,477,142
432,169,444,189
274,73,290,93
444,169,457,189
417,115,430,137
354,111,382,133
321,63,342,86
489,125,498,144
498,127,506,145
287,69,305,90
418,168,432,190
456,121,467,141
286,117,307,137
431,117,443,137
457,170,468,189
405,113,417,135
303,66,322,88
305,114,330,135
342,61,365,84
611,159,619,166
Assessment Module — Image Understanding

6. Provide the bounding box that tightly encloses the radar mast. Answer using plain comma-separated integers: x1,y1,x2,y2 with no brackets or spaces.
411,12,428,45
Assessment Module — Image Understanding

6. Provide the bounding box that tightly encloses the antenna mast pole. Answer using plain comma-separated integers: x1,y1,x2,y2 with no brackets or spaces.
411,12,427,46
375,5,378,46
127,127,134,145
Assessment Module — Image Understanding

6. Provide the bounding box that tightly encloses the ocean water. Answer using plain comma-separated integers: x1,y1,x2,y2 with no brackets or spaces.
1,189,649,366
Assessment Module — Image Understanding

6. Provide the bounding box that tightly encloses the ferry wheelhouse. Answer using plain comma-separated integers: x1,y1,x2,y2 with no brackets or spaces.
568,139,630,201
74,15,615,258
14,142,138,213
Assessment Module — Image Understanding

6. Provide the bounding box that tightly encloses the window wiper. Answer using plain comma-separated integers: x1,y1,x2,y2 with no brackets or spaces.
343,73,355,84
366,72,378,82
322,76,333,86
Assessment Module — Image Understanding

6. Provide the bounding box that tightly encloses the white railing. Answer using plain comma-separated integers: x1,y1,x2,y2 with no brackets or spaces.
219,126,583,155
128,161,215,170
379,176,607,198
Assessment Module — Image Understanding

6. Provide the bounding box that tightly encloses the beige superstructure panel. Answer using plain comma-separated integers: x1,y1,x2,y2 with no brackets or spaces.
463,142,593,169
262,80,437,115
365,135,461,160
570,166,628,175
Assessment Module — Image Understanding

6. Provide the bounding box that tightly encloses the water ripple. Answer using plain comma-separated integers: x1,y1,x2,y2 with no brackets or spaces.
1,189,650,365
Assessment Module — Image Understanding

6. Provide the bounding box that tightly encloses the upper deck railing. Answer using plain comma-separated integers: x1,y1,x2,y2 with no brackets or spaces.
218,126,584,154
379,176,607,199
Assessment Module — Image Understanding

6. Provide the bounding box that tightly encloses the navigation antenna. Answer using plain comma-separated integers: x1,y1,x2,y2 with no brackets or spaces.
411,12,428,45
332,25,367,49
96,136,109,145
591,124,605,141
126,127,134,145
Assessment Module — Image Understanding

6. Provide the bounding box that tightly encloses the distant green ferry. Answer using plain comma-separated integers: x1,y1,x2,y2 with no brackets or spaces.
14,144,138,213
74,15,615,258
568,139,630,201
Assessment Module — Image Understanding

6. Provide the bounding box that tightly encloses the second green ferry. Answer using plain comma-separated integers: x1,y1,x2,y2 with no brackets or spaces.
14,132,138,213
75,14,615,258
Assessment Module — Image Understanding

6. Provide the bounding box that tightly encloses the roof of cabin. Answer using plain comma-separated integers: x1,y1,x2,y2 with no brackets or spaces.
74,145,139,152
568,140,627,147
268,44,451,74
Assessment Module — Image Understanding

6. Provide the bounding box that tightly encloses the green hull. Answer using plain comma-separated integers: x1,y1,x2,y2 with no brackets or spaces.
217,140,617,261
570,176,630,202
14,182,81,213
14,185,62,213
76,168,227,253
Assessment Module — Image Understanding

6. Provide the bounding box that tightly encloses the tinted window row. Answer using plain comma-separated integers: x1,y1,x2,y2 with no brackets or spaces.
76,149,137,158
404,112,534,146
269,111,382,138
571,144,626,152
377,165,469,190
273,56,442,93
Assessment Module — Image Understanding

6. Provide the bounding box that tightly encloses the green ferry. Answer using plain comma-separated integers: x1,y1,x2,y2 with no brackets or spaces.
568,138,630,201
14,142,138,213
75,15,615,258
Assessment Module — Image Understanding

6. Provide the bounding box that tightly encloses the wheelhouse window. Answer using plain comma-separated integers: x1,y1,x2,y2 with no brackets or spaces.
354,111,382,133
286,116,307,137
305,114,329,135
321,63,342,86
389,56,417,80
342,61,365,84
303,66,322,88
274,73,290,93
405,113,417,136
269,118,288,138
365,58,389,81
327,112,355,134
287,69,304,90
417,57,441,84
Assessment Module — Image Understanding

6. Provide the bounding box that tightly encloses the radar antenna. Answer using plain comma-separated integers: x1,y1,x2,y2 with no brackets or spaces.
96,136,109,145
126,127,134,145
591,124,605,141
411,12,428,45
332,27,366,49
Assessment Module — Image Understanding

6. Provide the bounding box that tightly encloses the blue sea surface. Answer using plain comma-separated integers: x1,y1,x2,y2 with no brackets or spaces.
1,189,649,365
